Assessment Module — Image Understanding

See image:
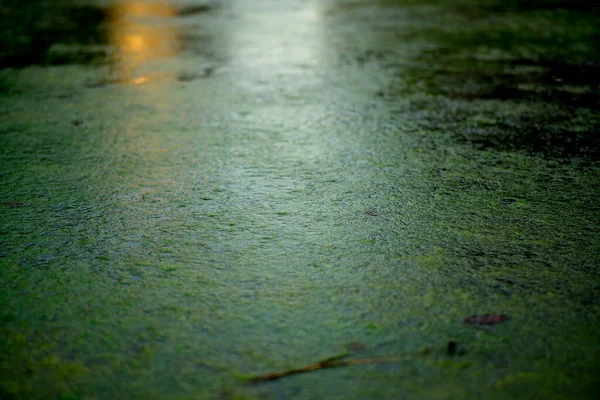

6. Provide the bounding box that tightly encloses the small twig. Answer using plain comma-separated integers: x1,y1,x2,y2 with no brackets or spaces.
246,354,410,384
213,353,354,398
214,345,431,398
246,353,351,383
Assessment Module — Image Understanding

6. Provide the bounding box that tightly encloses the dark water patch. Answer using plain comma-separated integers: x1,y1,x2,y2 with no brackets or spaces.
403,58,600,108
466,122,600,160
384,0,600,103
0,1,107,68
401,98,600,160
364,0,600,160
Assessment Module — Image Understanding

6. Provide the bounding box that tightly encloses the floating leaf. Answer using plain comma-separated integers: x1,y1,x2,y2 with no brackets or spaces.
464,314,509,325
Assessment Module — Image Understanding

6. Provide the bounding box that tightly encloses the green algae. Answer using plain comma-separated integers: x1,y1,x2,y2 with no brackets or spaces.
371,1,600,160
1,0,599,399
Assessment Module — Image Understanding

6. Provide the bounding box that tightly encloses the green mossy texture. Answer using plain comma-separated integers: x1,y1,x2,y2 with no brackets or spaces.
1,1,598,399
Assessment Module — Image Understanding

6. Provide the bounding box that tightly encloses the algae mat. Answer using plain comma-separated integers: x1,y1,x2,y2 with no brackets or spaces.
1,0,599,399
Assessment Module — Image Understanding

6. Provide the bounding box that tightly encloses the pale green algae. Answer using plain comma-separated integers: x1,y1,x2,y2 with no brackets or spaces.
1,0,599,399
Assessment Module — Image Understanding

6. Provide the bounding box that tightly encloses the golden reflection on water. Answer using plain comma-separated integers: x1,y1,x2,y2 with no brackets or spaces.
105,2,182,161
107,1,179,84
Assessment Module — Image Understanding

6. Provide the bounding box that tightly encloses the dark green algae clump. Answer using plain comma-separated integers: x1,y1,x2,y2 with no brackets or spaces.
1,0,599,399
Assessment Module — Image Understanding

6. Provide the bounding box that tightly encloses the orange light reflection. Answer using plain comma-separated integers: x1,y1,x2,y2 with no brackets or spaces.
107,1,179,84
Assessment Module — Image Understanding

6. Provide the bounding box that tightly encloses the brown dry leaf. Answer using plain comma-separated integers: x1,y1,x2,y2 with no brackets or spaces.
464,314,509,325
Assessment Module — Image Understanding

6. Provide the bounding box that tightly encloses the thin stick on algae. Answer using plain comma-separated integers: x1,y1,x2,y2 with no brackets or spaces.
245,353,411,384
214,350,422,398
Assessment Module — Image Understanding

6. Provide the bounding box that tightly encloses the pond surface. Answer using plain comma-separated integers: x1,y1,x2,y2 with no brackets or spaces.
1,1,599,399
